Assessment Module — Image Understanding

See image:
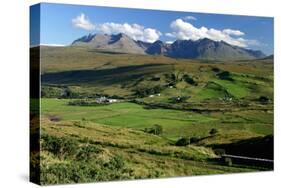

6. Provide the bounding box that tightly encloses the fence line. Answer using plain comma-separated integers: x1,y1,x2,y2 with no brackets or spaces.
222,154,273,163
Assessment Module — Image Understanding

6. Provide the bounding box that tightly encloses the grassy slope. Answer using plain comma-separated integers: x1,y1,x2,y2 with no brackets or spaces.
37,46,273,184
40,46,273,101
40,118,255,184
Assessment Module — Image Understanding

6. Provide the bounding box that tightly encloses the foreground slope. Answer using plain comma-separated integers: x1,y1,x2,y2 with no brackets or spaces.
39,118,256,185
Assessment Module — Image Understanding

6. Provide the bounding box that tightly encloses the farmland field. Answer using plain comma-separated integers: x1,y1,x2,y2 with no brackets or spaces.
41,99,272,140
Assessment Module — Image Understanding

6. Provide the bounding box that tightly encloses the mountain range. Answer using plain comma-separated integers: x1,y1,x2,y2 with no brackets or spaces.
71,33,266,60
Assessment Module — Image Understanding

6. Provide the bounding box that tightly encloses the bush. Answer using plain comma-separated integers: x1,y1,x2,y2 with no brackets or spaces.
165,72,182,85
214,148,225,156
62,87,80,98
76,145,101,161
41,86,64,98
106,155,125,169
134,86,164,97
258,96,269,103
209,128,219,136
41,134,78,159
190,136,200,144
40,135,131,184
175,137,190,146
224,157,232,166
151,75,161,81
182,74,197,85
40,157,130,185
212,67,221,73
217,71,233,81
68,99,106,106
144,124,163,135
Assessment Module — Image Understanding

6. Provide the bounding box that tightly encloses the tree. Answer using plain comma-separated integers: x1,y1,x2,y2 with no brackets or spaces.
153,124,163,135
190,136,200,144
209,128,218,136
175,137,190,146
217,71,233,81
144,124,163,135
259,96,269,103
183,74,197,85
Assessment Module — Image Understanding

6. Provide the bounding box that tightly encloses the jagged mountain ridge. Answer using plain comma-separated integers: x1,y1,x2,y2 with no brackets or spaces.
71,33,266,60
72,33,146,54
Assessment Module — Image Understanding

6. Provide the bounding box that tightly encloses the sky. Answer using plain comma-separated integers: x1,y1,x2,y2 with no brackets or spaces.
30,3,274,55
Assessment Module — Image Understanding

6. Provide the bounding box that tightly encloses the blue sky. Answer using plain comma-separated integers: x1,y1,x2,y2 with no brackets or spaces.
31,3,274,54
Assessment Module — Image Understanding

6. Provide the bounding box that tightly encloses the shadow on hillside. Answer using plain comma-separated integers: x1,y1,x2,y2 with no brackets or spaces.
88,50,128,55
211,135,273,160
42,64,171,86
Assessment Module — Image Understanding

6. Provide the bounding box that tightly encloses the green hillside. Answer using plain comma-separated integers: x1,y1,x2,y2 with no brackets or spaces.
35,46,274,184
39,118,256,185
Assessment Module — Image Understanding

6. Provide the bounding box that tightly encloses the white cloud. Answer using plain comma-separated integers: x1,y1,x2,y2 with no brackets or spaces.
96,22,161,43
166,18,259,47
223,29,244,36
183,16,197,21
72,13,94,31
71,14,161,43
165,33,175,38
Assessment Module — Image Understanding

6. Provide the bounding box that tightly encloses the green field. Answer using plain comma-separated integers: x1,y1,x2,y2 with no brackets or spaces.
41,99,272,140
33,46,274,184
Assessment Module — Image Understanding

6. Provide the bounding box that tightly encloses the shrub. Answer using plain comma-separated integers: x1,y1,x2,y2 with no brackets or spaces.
182,74,197,85
68,99,105,106
62,87,80,98
134,86,164,97
214,148,225,156
190,136,200,144
106,155,125,169
41,86,64,98
217,71,233,81
154,124,163,135
144,124,163,135
76,145,101,161
224,157,232,166
212,67,221,73
258,96,269,103
41,134,78,159
209,128,219,136
175,137,190,146
151,75,161,81
40,157,130,185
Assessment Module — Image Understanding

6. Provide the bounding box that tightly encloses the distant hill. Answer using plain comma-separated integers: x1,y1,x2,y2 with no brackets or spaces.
261,54,274,60
72,33,266,60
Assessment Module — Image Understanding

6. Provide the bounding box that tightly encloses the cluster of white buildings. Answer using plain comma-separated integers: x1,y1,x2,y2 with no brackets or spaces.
95,96,118,103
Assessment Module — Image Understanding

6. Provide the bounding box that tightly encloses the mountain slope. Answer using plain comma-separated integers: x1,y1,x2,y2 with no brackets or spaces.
145,40,169,55
72,33,266,60
167,38,265,60
72,33,146,54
